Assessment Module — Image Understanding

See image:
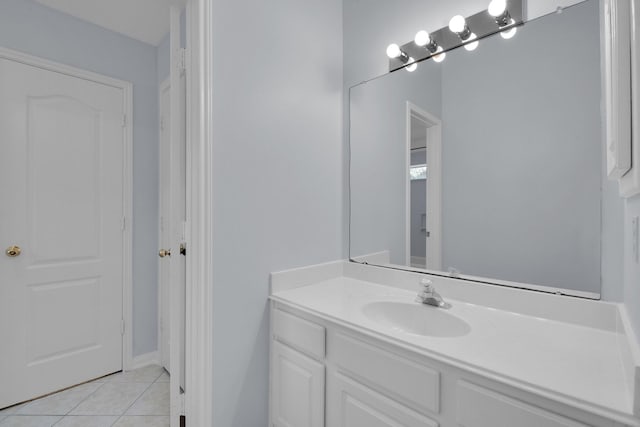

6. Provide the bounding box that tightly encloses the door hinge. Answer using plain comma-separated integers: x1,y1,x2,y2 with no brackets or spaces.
160,116,165,132
178,48,187,73
120,319,125,336
122,114,127,128
121,217,126,232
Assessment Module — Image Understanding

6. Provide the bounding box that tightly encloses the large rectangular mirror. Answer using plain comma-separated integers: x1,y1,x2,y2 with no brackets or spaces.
349,0,623,299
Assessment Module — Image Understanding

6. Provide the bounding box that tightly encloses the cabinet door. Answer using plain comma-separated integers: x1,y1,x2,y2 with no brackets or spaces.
457,381,589,427
271,341,325,427
327,371,438,427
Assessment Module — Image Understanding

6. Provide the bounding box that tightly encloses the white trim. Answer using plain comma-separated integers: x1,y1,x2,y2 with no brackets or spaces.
184,0,214,426
130,352,161,371
405,102,442,271
0,46,135,374
621,0,640,197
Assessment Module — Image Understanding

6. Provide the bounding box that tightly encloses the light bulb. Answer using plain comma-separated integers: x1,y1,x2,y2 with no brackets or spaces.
432,46,446,63
464,33,479,51
488,0,507,17
500,18,517,39
449,15,467,33
405,58,418,72
500,26,517,39
386,43,402,59
415,31,431,47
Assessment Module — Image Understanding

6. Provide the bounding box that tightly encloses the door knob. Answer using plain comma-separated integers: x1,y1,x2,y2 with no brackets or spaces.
159,249,171,258
6,246,21,257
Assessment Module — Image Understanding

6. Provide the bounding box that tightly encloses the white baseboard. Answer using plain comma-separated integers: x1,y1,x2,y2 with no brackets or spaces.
129,351,160,371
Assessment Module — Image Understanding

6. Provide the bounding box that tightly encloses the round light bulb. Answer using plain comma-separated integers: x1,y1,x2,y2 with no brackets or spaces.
488,0,507,17
405,58,418,72
414,30,431,47
432,46,446,63
449,15,467,33
464,33,479,51
500,19,517,39
386,43,401,59
500,26,517,39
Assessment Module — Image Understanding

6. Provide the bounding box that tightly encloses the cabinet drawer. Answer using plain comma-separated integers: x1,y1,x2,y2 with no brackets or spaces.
328,372,438,427
273,309,325,360
330,332,440,415
457,381,589,427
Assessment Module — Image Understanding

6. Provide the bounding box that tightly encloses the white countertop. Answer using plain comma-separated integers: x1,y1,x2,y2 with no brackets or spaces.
271,274,637,423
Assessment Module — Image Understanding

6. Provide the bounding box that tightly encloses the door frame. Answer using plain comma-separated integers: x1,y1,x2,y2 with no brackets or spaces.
184,0,214,425
405,102,442,271
0,46,134,371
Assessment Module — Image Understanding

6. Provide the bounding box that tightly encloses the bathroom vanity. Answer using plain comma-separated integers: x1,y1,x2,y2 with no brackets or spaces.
269,261,640,427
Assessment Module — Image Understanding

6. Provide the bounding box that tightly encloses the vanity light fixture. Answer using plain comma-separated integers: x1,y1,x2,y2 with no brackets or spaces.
405,58,418,72
415,31,446,62
488,0,511,26
386,0,523,72
387,43,417,71
387,43,408,62
449,15,479,51
488,0,518,39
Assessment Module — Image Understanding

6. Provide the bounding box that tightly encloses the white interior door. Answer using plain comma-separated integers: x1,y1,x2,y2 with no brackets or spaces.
168,7,187,426
159,79,172,372
0,56,126,408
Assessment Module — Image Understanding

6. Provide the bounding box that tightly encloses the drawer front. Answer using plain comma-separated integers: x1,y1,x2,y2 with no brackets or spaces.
330,332,440,415
328,371,438,427
457,381,590,427
273,308,325,360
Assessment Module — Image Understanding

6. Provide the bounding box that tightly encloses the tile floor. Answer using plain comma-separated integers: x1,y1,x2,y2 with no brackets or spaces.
0,365,169,427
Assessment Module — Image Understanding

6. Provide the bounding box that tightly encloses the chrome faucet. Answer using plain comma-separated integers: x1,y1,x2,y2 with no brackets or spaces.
416,278,446,308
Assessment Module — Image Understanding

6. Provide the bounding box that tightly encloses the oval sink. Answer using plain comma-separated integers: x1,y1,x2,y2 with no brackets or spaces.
362,301,471,338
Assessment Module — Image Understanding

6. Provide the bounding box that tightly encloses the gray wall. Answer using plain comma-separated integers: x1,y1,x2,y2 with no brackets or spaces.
350,65,442,264
210,0,343,425
440,0,604,293
0,0,161,356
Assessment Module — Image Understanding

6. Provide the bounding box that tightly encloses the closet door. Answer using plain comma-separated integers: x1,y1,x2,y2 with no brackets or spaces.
0,56,125,408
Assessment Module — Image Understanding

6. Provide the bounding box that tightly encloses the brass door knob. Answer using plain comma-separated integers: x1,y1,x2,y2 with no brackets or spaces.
6,246,21,257
159,249,171,258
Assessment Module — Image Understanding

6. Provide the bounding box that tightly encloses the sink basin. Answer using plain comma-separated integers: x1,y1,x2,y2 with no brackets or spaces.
362,301,471,338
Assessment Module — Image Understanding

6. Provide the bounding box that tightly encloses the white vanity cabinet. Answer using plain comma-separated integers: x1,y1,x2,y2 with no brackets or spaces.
270,301,631,427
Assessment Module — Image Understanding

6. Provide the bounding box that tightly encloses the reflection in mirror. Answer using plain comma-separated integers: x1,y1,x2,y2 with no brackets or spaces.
350,0,623,298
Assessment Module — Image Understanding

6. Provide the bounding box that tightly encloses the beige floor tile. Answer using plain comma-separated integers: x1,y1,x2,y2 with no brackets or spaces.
125,383,168,416
0,403,27,418
112,416,169,427
0,416,62,426
53,415,118,427
154,372,169,383
107,366,164,384
69,383,150,416
17,383,103,416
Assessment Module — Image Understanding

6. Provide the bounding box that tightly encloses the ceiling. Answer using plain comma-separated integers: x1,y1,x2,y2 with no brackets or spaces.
35,0,184,46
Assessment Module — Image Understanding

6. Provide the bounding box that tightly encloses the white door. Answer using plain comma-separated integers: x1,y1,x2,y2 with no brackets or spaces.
0,57,126,408
159,80,172,372
167,9,188,425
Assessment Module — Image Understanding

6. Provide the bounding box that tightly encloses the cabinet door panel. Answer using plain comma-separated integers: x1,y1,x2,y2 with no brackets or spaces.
328,371,438,427
272,341,324,427
457,381,589,427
